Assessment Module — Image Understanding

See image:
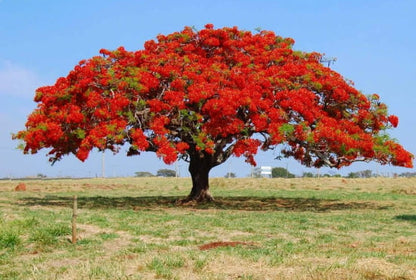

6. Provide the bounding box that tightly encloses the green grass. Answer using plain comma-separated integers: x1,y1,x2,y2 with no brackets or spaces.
0,177,415,279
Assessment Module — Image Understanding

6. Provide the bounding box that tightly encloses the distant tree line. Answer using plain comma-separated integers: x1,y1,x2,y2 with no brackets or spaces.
134,168,416,178
134,171,155,177
399,172,416,178
135,169,177,177
346,169,374,178
345,170,416,178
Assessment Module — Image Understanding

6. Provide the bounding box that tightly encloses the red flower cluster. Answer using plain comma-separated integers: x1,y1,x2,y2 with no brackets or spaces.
14,24,413,169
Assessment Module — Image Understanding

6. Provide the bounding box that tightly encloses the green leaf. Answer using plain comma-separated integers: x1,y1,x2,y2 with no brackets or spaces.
74,128,86,139
279,124,294,135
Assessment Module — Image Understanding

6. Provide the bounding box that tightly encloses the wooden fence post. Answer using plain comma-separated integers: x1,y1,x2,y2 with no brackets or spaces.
72,195,77,244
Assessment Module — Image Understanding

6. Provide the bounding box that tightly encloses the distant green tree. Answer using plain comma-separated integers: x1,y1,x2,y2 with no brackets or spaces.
346,169,373,178
224,172,236,178
272,167,295,178
359,170,373,178
347,172,359,178
134,171,154,177
157,169,176,177
302,172,315,178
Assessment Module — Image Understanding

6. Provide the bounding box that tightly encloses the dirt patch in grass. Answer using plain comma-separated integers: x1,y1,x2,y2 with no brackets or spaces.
198,241,257,251
76,224,133,247
76,223,103,239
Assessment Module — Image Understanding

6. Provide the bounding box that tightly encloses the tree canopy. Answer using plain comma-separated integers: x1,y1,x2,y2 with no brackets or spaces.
14,24,413,202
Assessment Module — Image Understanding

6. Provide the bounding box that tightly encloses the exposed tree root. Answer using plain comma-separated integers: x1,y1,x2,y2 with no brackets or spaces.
177,191,215,205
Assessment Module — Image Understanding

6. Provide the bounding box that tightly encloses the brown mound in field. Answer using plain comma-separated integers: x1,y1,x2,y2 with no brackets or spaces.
198,241,255,251
15,183,27,191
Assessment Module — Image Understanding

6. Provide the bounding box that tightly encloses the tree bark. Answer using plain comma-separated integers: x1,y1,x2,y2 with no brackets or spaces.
181,152,214,203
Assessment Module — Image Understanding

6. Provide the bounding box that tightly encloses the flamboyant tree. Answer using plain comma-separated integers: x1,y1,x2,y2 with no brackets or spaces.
15,24,413,202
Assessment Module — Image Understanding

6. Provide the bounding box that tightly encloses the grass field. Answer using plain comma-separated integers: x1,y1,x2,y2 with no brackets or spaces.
0,177,415,279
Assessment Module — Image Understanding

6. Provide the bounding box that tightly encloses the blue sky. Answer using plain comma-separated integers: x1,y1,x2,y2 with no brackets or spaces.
1,0,415,178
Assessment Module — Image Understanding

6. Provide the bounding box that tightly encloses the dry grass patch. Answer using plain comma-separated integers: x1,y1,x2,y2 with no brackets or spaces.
1,177,416,279
355,258,416,280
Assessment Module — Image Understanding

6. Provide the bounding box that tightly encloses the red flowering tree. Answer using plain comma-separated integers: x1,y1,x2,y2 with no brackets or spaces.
15,24,413,202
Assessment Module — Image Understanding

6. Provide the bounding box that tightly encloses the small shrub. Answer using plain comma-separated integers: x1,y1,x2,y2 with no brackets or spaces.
30,224,71,246
30,230,56,246
47,224,71,237
0,230,21,250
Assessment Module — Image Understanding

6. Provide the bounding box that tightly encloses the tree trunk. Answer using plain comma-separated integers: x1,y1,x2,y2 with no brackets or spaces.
181,153,214,203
